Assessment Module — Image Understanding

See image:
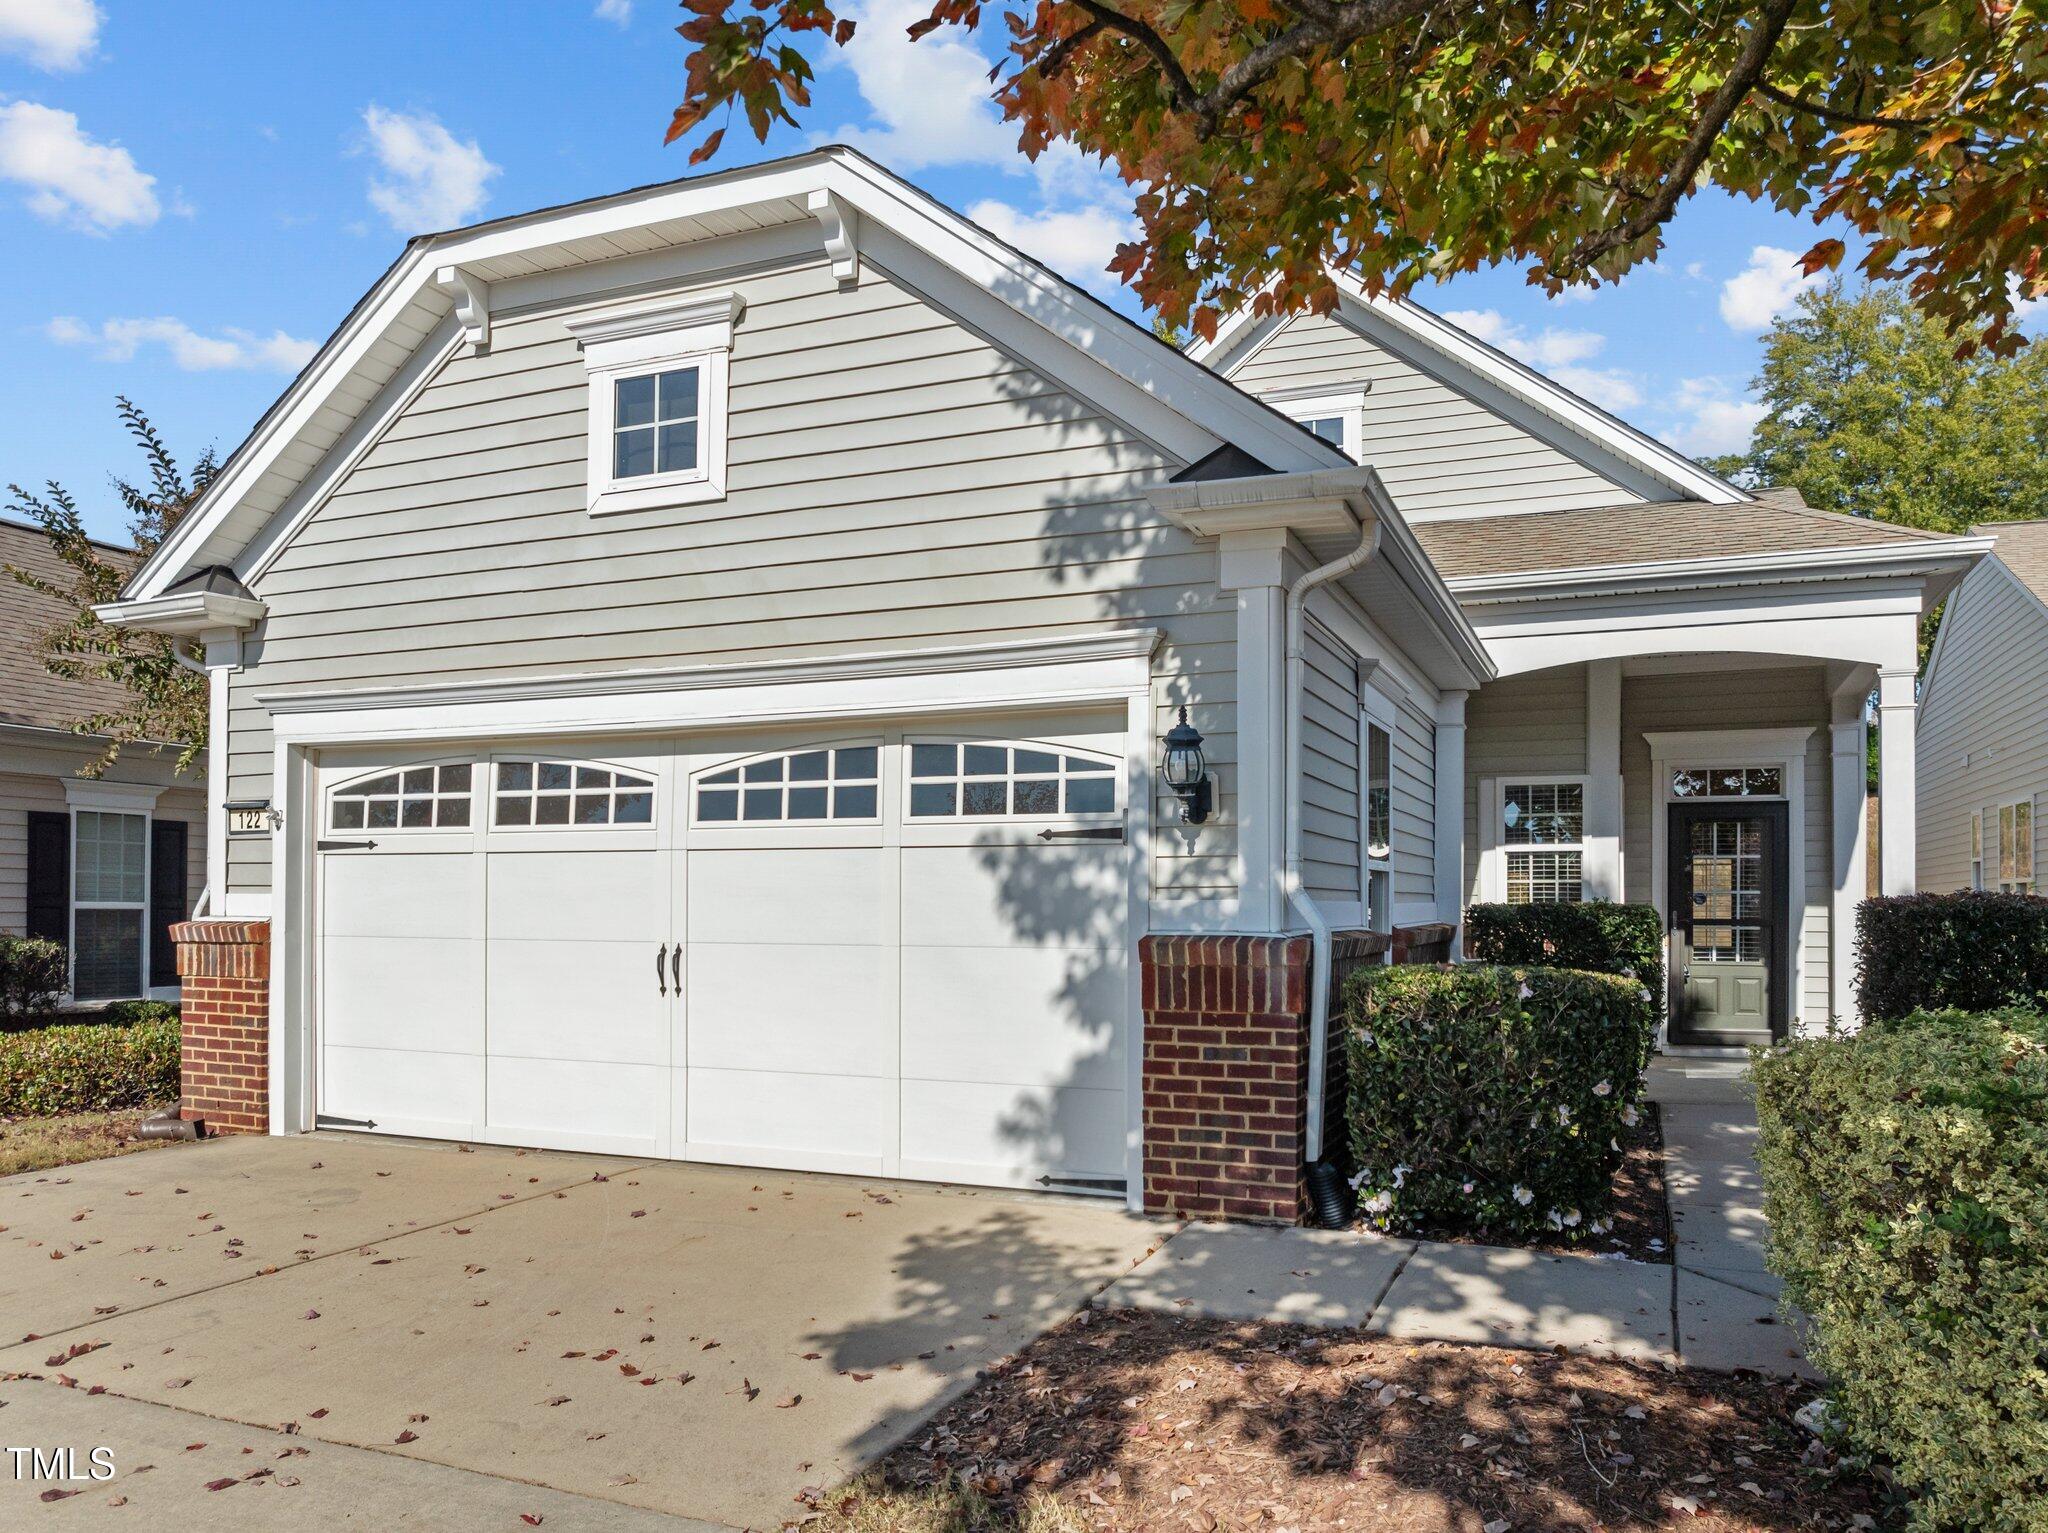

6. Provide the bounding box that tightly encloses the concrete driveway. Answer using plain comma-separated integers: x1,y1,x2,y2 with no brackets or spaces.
0,1134,1167,1529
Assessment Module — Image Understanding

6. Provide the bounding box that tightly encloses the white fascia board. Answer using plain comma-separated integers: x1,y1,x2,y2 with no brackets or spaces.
1188,267,1749,506
1447,537,1996,604
131,148,1346,602
94,590,267,637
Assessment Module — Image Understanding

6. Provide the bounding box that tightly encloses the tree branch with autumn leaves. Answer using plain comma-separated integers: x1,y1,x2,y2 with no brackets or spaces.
667,0,2047,352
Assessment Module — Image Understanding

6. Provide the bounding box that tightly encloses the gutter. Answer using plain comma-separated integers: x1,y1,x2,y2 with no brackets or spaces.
1285,516,1381,1164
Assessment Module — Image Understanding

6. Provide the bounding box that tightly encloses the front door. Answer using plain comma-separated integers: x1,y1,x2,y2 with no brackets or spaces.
1667,801,1789,1045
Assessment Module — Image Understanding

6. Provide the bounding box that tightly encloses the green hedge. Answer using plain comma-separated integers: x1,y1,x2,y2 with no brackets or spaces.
0,1016,180,1117
1855,891,2048,1021
1753,1009,2048,1532
1463,901,1664,1015
0,935,68,1025
1341,964,1657,1239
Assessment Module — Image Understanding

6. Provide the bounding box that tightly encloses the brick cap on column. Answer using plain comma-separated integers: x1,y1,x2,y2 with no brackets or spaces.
168,920,271,946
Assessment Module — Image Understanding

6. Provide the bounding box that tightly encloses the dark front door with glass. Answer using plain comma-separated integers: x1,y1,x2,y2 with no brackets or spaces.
1666,800,1789,1045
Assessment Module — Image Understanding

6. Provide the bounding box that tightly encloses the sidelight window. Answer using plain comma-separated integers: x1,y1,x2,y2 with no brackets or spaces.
1995,798,2036,893
906,741,1118,819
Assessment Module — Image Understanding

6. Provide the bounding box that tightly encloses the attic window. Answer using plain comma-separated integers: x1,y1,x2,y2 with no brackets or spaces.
566,291,741,517
1274,388,1366,462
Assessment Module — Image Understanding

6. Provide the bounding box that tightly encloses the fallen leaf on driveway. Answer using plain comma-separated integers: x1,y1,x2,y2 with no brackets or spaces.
308,1409,328,1419
542,1396,570,1407
675,1373,695,1386
619,1364,640,1377
39,1489,78,1503
739,1378,760,1402
395,1430,418,1444
303,1311,320,1321
205,1478,237,1491
521,1516,543,1527
776,1395,802,1409
165,1378,191,1389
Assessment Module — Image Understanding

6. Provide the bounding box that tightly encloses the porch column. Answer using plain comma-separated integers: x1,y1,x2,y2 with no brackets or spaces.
1433,690,1467,954
1829,716,1869,1027
1583,660,1623,900
1219,530,1291,932
199,631,243,913
1878,667,1918,895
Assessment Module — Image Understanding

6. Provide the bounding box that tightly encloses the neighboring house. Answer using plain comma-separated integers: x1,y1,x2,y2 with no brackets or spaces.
0,517,206,1003
1917,519,2048,895
98,149,1985,1212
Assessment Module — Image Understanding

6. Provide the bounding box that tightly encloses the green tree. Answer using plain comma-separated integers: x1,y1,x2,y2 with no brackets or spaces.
4,399,216,776
668,0,2045,350
1711,281,2048,533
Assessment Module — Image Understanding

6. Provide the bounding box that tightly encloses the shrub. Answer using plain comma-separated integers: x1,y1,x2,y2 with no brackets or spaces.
1463,901,1664,1015
0,1016,180,1116
0,935,68,1025
1753,1008,2048,1532
97,999,181,1027
1855,890,2048,1021
1341,963,1657,1238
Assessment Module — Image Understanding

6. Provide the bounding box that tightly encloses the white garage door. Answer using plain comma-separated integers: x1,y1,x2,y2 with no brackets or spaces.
314,718,1130,1190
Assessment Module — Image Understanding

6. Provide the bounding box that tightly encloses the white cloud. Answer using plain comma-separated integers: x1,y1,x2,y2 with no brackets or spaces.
360,105,499,232
1719,245,1821,332
1444,308,1609,369
49,315,317,373
0,0,100,70
594,0,631,23
1662,377,1766,456
1547,366,1643,413
0,100,156,230
823,0,1013,170
967,198,1135,294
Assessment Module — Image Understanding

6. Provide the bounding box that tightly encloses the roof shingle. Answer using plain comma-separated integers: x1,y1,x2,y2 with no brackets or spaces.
0,517,141,734
1974,519,2048,607
1415,495,1953,582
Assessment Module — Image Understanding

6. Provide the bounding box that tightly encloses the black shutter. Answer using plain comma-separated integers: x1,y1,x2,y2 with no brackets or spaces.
26,811,70,945
149,819,189,988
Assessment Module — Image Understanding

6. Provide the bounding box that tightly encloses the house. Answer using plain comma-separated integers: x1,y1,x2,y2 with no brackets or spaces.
0,516,206,1004
1916,519,2048,895
97,149,1987,1219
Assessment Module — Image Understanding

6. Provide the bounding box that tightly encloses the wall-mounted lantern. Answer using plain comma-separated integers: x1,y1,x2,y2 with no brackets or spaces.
1161,705,1213,824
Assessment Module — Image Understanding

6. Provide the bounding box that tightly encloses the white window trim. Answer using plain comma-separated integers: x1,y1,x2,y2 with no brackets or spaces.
1990,795,2036,892
566,291,741,518
1271,386,1366,463
1359,683,1397,931
1477,774,1591,905
688,741,883,827
327,759,478,833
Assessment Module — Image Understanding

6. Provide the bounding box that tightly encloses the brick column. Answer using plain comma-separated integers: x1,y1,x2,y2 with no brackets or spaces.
1390,922,1457,965
171,920,270,1134
1139,934,1311,1224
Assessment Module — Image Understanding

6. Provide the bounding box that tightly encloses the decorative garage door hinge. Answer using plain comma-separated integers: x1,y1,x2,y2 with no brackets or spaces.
315,1114,377,1129
316,838,379,851
1036,826,1123,842
1037,1174,1127,1192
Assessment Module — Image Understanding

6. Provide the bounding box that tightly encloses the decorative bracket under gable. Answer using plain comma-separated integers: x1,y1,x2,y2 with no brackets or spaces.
434,264,492,351
808,188,859,288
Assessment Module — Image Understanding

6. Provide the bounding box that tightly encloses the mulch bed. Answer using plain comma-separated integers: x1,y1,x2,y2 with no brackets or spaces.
811,1307,1889,1531
1369,1104,1675,1265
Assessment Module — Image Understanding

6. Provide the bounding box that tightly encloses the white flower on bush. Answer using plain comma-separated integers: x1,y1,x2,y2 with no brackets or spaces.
1638,987,1652,1005
1620,966,1637,979
1593,1079,1612,1097
1361,1188,1394,1216
1391,1163,1412,1189
1561,1208,1582,1228
1512,1184,1534,1207
1556,1104,1574,1126
1621,1104,1640,1127
1461,1180,1475,1194
1517,981,1534,1000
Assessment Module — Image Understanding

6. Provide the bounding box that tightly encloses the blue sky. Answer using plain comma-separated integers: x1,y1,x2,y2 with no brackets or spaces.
0,0,1993,542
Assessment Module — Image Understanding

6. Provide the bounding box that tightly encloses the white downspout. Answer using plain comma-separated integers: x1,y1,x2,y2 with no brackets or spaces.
1285,517,1381,1164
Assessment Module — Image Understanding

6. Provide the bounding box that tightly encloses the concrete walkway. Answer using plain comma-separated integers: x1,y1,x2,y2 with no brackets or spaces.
1097,1057,1813,1377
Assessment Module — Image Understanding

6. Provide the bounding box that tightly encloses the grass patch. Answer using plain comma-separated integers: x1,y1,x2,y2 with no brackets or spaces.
0,1102,180,1178
796,1474,1087,1532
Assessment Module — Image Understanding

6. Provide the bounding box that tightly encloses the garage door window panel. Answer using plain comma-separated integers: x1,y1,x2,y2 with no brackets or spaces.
493,760,656,827
692,745,880,825
329,762,474,831
905,741,1119,821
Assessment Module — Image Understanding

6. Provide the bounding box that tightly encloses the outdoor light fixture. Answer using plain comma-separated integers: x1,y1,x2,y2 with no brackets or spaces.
1161,705,1212,824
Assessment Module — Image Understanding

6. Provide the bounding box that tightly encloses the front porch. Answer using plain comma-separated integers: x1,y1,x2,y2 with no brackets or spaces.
1446,560,1936,1039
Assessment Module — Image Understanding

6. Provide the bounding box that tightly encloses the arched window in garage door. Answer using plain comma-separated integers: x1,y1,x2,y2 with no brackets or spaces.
491,760,656,826
329,762,476,831
904,741,1119,820
690,744,881,824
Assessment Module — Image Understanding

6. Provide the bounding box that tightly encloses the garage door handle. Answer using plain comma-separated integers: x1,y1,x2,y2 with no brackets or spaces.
671,944,682,992
656,943,668,996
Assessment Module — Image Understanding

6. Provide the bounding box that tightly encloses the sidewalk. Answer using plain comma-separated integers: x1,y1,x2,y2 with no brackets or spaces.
1096,1058,1814,1376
